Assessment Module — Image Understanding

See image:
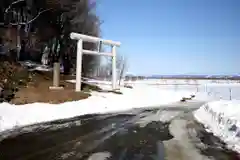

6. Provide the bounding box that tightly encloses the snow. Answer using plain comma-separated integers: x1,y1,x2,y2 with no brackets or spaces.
19,60,64,72
194,100,240,153
88,79,240,153
0,83,195,132
1,75,240,154
132,79,240,154
125,79,240,100
130,79,240,153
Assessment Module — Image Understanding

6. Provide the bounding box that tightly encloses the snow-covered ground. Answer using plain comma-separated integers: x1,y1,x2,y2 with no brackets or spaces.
194,100,240,153
125,79,240,100
126,79,240,85
0,82,198,132
123,79,240,154
87,79,240,154
1,76,240,154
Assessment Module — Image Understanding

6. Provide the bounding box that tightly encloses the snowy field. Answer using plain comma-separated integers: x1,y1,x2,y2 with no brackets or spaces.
1,77,240,154
125,79,240,100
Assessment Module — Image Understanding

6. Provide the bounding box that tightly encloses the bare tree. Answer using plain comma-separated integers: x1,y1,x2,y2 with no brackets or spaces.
0,0,102,77
1,0,53,60
116,54,127,86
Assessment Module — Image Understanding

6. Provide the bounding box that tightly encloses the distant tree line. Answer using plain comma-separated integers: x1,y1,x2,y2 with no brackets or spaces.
125,75,146,81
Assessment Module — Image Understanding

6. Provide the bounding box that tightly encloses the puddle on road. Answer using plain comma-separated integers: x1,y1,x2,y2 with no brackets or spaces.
0,114,137,160
83,121,173,160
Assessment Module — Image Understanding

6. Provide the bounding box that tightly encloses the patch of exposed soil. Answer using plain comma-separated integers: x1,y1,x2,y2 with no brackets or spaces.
11,72,91,104
0,55,101,104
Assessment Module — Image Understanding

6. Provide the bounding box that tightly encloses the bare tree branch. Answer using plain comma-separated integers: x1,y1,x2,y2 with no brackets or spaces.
5,0,25,13
9,8,52,25
1,0,53,27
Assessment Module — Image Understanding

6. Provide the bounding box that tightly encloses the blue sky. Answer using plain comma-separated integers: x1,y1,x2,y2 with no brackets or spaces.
96,0,240,75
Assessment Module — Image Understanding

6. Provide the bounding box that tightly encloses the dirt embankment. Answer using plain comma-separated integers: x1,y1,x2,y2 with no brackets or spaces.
0,55,28,103
0,55,101,105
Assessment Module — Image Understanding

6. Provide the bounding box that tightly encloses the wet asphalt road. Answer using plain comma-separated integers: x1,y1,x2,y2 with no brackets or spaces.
0,102,239,160
0,108,171,160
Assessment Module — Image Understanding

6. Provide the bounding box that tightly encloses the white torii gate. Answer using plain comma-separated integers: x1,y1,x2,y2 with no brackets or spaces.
50,33,121,92
51,33,120,92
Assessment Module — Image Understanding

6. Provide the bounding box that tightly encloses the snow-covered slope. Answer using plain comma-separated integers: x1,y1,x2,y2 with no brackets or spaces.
194,100,240,153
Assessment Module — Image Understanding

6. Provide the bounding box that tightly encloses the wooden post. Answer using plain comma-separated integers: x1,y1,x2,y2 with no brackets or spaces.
75,40,83,92
16,25,21,60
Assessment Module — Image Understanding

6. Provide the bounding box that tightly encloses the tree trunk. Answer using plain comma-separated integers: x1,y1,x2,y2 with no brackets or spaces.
118,63,125,86
63,53,71,75
16,25,21,60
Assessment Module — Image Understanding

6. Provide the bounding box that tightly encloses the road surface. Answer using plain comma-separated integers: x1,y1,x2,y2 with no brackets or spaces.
0,101,238,160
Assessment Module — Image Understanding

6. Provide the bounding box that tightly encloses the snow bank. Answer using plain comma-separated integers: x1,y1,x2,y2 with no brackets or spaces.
194,100,240,153
0,85,194,132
